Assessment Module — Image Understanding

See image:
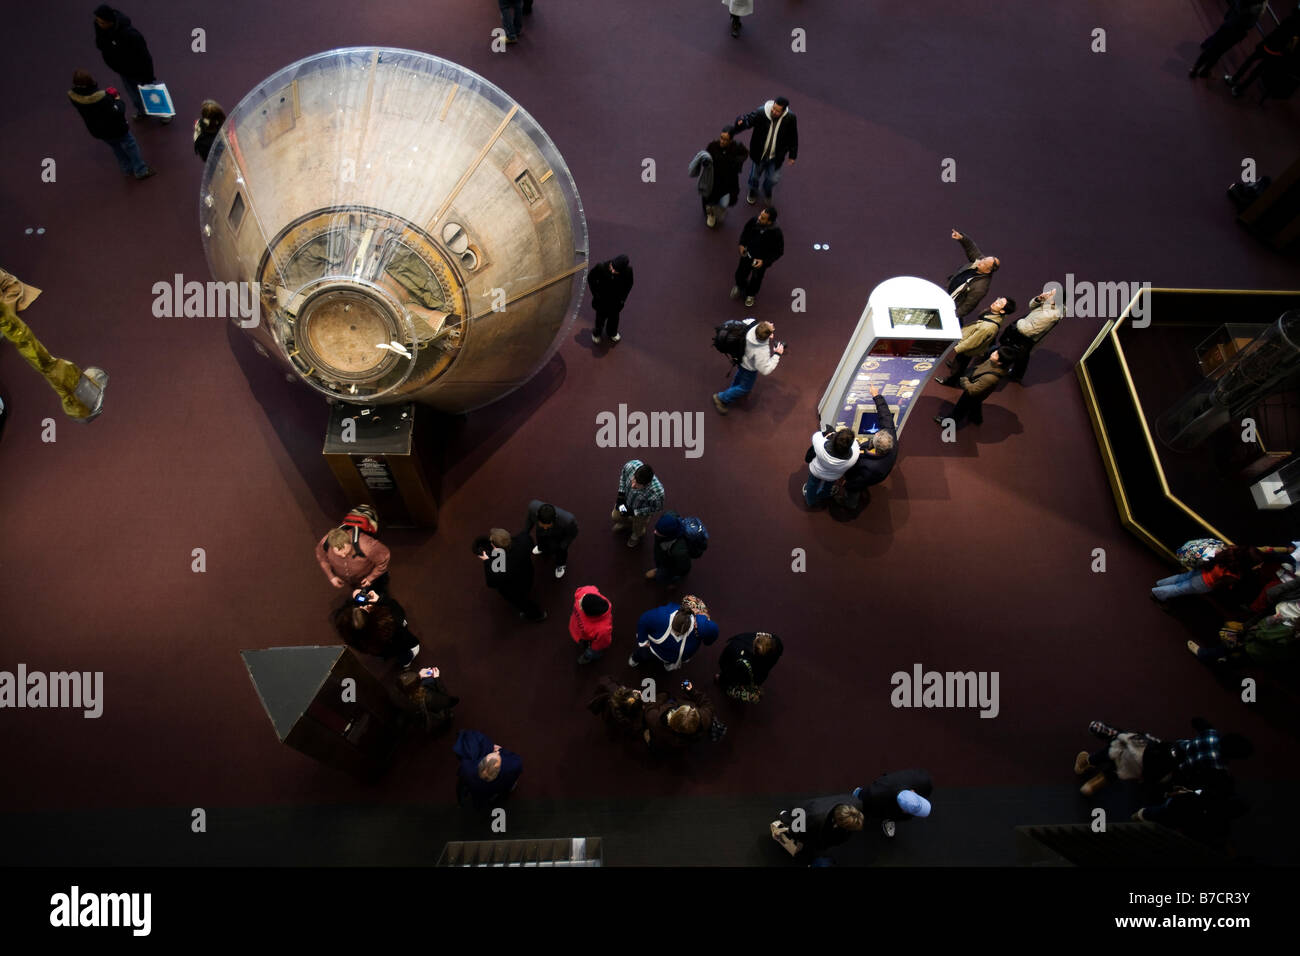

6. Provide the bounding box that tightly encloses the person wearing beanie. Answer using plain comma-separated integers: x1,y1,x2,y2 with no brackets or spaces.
853,768,934,837
647,513,692,586
588,254,634,344
630,598,718,670
524,499,579,579
66,69,155,179
569,586,613,664
712,320,784,415
935,296,1016,387
93,6,166,124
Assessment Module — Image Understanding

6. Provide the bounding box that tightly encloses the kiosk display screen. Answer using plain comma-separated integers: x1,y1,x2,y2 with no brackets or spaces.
888,306,942,331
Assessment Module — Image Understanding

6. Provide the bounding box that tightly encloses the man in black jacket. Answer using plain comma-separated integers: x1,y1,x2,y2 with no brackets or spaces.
733,97,798,205
475,529,546,622
771,793,863,862
93,6,166,123
588,254,633,344
834,387,897,509
524,499,578,579
945,229,1000,319
854,768,933,837
66,70,155,179
731,206,784,308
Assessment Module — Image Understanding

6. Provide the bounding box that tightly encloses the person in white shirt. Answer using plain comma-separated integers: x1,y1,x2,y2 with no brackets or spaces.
803,426,860,507
712,320,784,414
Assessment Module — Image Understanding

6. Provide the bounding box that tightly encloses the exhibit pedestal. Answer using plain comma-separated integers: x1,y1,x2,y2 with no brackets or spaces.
323,402,439,529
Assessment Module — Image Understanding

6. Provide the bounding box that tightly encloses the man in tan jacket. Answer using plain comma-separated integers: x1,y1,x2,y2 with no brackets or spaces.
936,296,1015,386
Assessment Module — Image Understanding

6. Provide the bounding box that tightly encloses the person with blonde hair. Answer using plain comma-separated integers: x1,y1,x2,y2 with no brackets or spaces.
642,679,715,749
316,521,390,593
712,319,784,415
716,631,783,702
771,794,863,861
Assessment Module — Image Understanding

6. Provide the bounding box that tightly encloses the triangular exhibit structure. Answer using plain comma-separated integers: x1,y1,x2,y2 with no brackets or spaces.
242,645,345,742
241,645,404,777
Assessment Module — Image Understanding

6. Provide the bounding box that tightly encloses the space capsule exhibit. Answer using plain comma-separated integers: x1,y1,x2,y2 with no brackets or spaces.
199,48,589,412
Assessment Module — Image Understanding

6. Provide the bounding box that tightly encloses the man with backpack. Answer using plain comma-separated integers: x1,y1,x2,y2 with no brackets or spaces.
316,505,390,593
712,319,784,414
646,512,708,586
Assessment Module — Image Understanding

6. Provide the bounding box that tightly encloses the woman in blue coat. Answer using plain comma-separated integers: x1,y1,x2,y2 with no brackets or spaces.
629,597,719,670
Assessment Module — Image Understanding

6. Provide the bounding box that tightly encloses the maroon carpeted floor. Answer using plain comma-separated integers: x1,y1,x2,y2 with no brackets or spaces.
2,1,1300,819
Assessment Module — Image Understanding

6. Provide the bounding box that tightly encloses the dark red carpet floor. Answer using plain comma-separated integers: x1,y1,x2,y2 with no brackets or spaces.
2,0,1300,856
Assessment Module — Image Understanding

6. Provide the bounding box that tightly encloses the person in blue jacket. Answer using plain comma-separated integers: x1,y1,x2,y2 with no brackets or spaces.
453,729,523,809
630,598,719,670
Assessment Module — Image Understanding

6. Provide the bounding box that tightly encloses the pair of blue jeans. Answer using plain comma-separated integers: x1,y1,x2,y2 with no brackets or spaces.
1151,570,1211,602
747,158,783,200
718,366,757,405
804,475,837,507
106,132,148,176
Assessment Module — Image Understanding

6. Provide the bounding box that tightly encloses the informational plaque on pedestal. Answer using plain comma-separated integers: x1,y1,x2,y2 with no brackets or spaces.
322,403,438,528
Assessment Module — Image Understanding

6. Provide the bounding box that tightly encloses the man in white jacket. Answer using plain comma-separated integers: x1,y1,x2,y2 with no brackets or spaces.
803,426,861,507
712,320,784,414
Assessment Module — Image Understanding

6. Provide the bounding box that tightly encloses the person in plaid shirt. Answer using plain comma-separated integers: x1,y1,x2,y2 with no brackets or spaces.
611,459,664,548
1171,718,1253,783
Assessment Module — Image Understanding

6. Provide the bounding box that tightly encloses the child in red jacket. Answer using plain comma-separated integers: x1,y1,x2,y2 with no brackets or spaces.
570,586,614,664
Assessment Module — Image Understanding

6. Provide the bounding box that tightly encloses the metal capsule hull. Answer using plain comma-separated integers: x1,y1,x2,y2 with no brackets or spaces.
199,48,589,411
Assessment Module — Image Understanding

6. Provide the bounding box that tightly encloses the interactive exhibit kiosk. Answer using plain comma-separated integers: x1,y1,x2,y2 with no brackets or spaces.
819,276,961,438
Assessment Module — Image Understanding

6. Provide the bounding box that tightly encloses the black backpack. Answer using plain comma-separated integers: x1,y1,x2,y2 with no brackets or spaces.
713,318,755,365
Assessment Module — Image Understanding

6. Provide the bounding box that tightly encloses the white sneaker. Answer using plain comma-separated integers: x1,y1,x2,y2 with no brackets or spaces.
592,331,602,343
744,295,755,307
532,546,541,555
610,333,621,343
555,565,566,578
881,820,896,838
706,213,716,228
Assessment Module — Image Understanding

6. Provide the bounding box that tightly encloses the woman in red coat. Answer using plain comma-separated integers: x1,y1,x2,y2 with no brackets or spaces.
570,586,613,664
